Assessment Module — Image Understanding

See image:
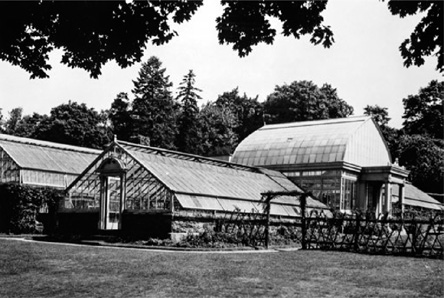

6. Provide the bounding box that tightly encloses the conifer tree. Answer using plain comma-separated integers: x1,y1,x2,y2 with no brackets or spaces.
131,56,179,149
176,70,202,153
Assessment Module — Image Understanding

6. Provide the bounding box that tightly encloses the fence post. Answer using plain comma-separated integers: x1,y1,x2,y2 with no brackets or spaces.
265,195,271,250
301,194,307,250
354,213,361,251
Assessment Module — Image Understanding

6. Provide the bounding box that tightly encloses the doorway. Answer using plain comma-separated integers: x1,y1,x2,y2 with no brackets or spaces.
100,176,122,230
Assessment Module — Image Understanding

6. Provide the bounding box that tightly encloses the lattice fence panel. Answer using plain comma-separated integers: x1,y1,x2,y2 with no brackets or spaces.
304,213,444,258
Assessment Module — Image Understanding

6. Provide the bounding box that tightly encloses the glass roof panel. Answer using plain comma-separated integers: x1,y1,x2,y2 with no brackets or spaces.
232,116,372,167
0,135,100,174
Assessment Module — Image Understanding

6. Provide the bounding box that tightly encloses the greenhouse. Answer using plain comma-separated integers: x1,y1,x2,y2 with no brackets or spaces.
62,139,329,238
0,134,101,188
231,116,443,214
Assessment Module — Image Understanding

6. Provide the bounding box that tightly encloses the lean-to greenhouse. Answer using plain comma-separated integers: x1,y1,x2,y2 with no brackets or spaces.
0,134,100,188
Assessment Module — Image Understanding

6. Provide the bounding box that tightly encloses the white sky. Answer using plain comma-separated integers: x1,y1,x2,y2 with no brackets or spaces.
0,0,441,128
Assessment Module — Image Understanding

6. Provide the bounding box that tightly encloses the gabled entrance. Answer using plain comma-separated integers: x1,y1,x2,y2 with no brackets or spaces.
97,157,126,230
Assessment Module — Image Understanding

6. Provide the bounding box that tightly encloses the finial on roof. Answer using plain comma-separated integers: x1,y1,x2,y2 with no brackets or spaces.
113,134,117,142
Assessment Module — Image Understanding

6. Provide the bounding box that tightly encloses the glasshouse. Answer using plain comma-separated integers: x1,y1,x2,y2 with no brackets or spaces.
61,139,329,238
231,116,443,214
0,134,101,188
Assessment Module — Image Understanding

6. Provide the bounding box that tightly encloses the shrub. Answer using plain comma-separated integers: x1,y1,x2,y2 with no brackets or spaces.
0,183,63,234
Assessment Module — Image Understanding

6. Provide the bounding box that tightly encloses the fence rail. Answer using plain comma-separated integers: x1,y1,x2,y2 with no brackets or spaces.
260,193,443,258
302,212,444,258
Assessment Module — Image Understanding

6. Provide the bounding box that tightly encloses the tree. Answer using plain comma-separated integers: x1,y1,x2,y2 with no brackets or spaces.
109,92,133,142
397,135,443,194
263,81,353,124
1,1,441,77
130,56,179,149
363,105,400,161
197,103,238,157
0,1,202,78
215,88,264,142
10,112,47,139
363,105,391,127
216,1,333,57
387,1,443,73
4,107,23,135
402,80,443,140
176,70,202,154
33,101,110,149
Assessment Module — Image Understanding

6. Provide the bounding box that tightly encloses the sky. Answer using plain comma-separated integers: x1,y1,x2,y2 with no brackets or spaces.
0,0,441,128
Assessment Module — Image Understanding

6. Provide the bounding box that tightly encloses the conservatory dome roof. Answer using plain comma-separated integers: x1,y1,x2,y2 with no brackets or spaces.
231,116,391,168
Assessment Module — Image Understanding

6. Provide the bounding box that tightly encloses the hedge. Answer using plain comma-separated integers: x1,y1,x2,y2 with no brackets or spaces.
0,183,63,234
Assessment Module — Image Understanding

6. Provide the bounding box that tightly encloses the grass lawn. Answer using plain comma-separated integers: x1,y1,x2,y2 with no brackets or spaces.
0,238,443,298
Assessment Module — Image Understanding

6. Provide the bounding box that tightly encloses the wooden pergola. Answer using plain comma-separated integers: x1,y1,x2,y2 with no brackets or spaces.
261,190,309,249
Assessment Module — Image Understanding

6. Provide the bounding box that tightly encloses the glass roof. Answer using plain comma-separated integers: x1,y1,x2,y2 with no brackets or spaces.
392,184,444,211
120,142,303,201
232,116,391,167
117,141,328,211
0,134,101,174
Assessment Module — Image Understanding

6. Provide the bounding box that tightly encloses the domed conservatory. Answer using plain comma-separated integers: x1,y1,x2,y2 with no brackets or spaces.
232,116,439,215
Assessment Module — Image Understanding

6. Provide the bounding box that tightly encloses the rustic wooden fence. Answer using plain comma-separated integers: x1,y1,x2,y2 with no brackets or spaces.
214,209,267,247
260,193,444,258
303,212,444,258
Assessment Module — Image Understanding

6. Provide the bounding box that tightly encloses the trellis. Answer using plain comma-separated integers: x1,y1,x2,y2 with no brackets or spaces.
260,190,443,258
303,212,444,258
214,209,267,247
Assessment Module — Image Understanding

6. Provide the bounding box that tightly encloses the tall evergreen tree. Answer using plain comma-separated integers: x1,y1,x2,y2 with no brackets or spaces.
176,70,202,153
131,56,179,149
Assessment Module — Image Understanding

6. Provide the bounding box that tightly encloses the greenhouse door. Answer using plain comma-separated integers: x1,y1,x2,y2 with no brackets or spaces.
100,176,122,230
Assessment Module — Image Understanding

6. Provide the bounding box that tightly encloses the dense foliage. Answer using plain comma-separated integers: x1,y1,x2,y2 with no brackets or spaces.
34,101,111,149
1,101,110,149
397,135,444,194
387,1,443,73
0,1,202,78
0,183,63,234
264,81,354,124
402,80,443,139
1,1,440,78
365,80,444,196
215,88,264,142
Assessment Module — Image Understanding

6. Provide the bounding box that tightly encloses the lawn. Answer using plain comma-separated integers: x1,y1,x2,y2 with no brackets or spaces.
0,238,442,298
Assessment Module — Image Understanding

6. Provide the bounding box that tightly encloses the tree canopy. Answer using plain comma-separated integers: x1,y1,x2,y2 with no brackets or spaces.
215,88,263,142
368,81,444,196
2,1,439,78
397,135,444,194
264,81,354,124
33,101,110,149
0,1,202,78
387,1,443,73
402,80,443,139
